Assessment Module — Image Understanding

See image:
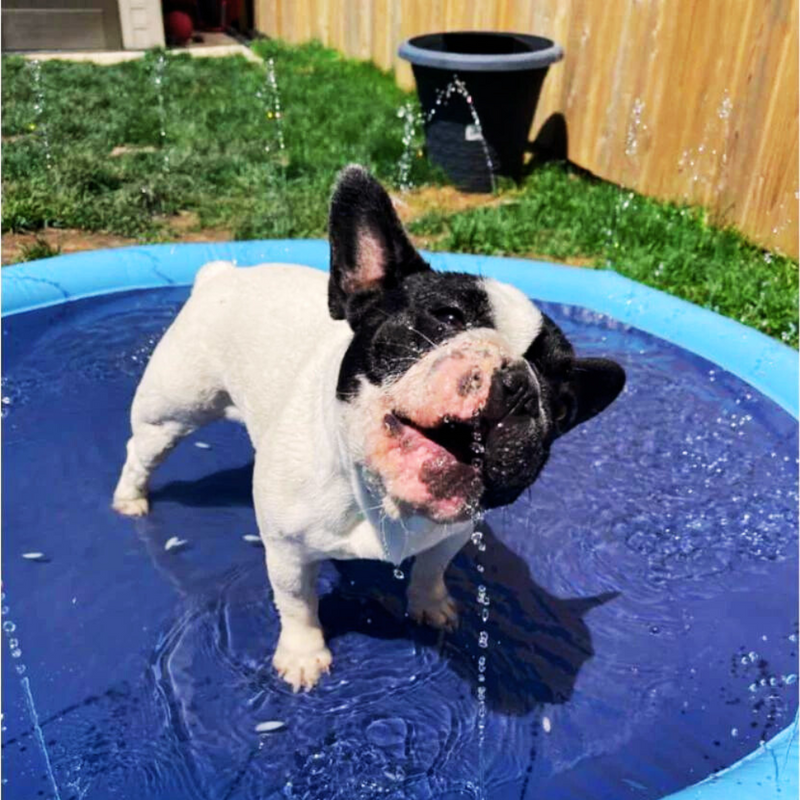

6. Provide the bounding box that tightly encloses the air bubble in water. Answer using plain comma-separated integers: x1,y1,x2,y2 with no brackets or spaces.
263,57,286,156
28,59,53,170
152,52,170,172
396,103,421,191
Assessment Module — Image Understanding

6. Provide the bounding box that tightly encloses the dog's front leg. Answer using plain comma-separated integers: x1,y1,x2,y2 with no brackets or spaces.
408,528,472,630
265,541,331,692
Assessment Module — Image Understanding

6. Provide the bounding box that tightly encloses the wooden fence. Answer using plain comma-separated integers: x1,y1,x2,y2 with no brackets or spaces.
255,0,799,257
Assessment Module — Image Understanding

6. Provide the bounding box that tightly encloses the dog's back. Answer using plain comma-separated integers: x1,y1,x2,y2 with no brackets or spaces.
112,262,348,515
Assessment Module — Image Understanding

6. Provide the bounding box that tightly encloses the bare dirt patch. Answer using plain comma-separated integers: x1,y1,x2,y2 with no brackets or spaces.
109,145,158,157
390,185,508,225
2,211,233,265
522,253,597,268
391,185,515,249
3,193,587,268
2,228,135,265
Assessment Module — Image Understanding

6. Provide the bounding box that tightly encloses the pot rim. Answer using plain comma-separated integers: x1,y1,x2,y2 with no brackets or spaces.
398,31,564,72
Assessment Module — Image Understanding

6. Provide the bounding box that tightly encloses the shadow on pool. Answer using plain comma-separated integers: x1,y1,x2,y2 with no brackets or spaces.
153,460,617,716
326,526,617,716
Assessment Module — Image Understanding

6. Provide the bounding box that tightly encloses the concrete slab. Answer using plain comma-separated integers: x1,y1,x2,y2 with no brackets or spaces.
19,35,262,65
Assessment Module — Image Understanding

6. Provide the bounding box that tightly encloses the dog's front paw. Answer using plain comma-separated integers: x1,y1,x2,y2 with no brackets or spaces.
408,590,459,631
112,495,150,517
273,642,332,692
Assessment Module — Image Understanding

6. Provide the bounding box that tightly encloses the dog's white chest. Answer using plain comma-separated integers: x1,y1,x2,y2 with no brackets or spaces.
342,512,472,565
346,471,473,564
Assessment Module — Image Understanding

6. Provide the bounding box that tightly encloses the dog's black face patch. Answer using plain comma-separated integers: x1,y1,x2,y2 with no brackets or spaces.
336,271,494,399
328,166,626,518
525,313,627,438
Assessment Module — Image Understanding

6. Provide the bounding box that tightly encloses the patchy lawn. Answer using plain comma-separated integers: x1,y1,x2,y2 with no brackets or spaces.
408,163,799,346
1,39,434,243
2,39,797,346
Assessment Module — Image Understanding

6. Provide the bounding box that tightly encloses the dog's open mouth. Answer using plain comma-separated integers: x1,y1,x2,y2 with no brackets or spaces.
391,413,480,466
378,411,485,521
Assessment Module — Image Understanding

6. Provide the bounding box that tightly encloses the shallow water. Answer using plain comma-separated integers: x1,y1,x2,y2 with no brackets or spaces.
2,288,797,800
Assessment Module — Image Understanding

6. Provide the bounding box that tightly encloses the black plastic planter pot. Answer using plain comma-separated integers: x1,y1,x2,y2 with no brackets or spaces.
399,31,563,192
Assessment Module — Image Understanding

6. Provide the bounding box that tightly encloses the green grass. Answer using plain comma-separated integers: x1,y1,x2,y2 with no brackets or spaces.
2,39,435,240
1,39,797,346
17,236,61,262
408,164,799,346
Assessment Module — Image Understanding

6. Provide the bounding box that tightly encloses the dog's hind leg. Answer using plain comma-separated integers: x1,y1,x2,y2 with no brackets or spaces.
113,418,195,516
112,321,230,516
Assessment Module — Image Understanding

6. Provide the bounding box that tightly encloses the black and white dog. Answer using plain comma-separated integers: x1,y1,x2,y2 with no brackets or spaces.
113,166,625,691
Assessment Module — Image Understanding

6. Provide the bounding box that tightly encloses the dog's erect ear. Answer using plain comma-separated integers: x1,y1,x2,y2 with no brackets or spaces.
328,165,430,321
553,358,626,437
526,314,625,437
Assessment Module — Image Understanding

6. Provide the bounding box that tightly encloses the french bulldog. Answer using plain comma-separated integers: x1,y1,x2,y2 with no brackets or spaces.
113,165,625,691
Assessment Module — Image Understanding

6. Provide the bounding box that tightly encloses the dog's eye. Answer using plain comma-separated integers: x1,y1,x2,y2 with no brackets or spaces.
431,306,466,330
555,394,574,427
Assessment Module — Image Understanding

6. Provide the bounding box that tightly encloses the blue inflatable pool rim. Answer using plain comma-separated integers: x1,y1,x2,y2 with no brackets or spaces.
2,239,797,800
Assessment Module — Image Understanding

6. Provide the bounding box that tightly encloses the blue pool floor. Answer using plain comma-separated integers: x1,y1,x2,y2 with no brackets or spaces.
2,287,798,800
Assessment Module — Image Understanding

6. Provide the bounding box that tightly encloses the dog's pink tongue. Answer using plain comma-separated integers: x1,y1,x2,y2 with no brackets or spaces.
373,420,480,521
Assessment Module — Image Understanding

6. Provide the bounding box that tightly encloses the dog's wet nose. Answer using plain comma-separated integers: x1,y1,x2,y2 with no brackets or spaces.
501,363,529,396
484,362,539,421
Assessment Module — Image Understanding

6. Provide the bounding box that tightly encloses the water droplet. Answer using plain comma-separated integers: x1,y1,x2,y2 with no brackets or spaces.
164,536,188,552
255,720,286,733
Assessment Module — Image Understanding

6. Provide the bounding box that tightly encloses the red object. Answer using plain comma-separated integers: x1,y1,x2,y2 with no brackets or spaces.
165,10,193,44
